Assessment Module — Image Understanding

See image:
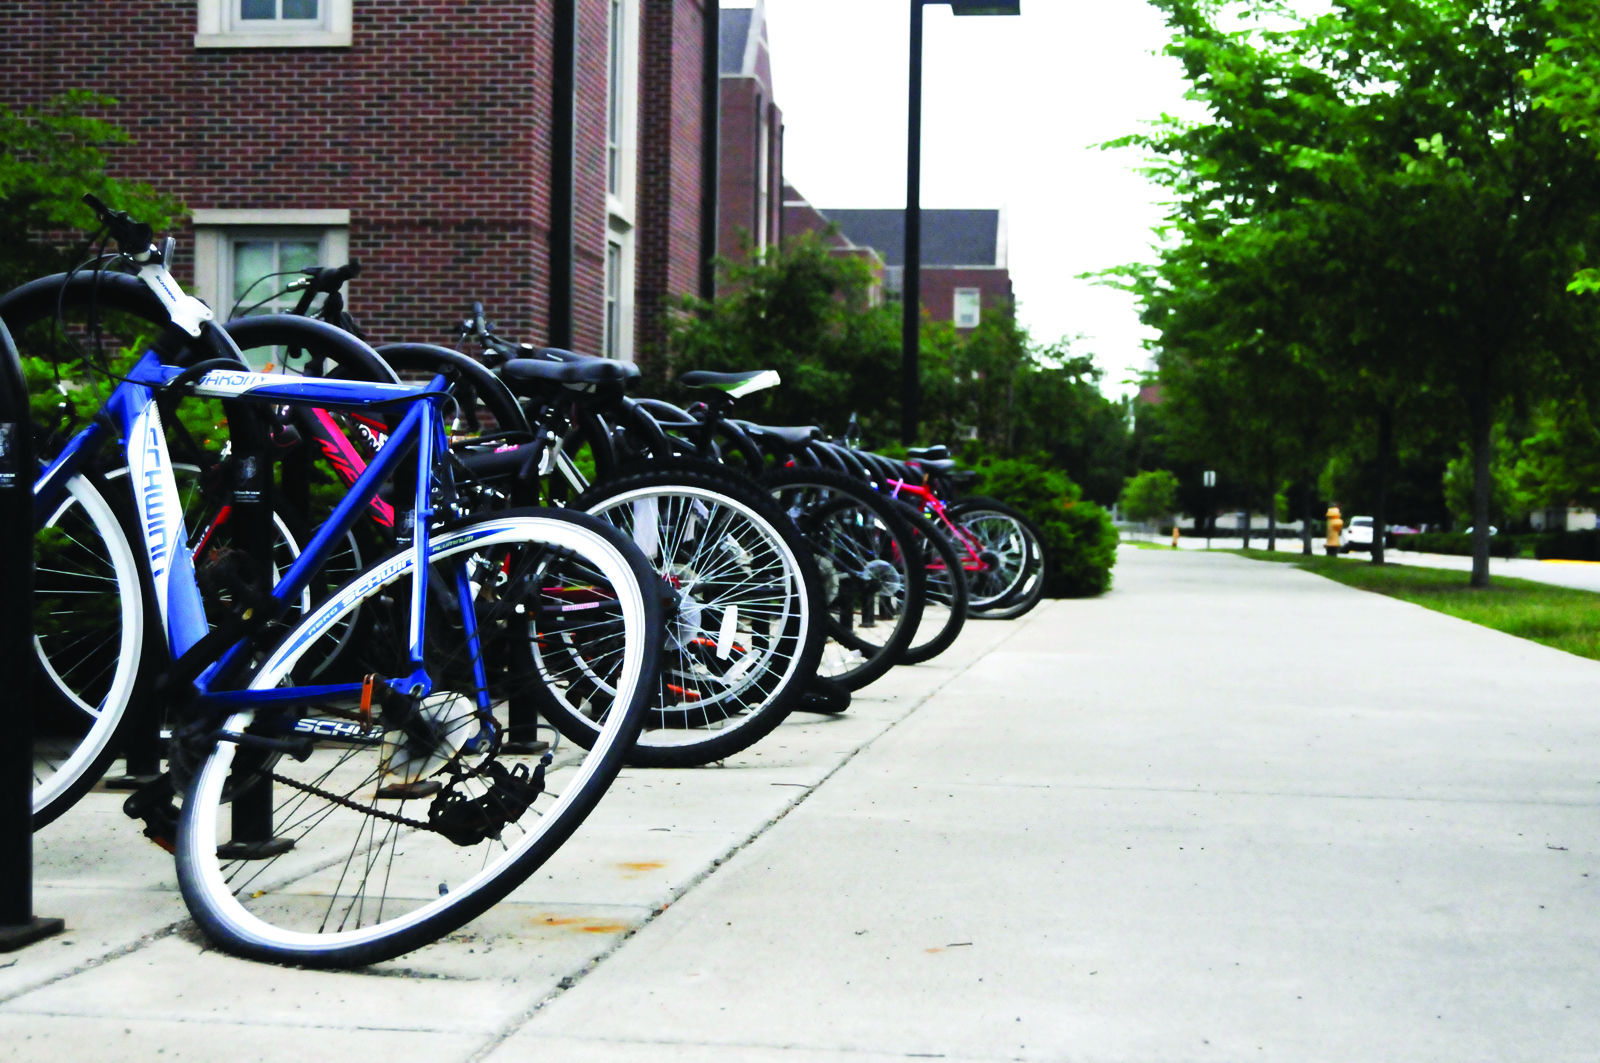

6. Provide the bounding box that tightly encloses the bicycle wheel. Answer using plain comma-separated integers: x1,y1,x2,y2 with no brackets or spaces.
765,467,926,691
948,497,1048,619
175,509,663,968
31,471,149,827
892,501,969,665
555,464,824,767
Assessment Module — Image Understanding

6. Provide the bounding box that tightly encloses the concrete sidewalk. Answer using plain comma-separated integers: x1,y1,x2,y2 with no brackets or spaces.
6,546,1599,1060
1160,532,1600,592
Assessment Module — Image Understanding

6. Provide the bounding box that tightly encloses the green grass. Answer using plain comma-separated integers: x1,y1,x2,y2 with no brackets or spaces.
1236,549,1600,662
1121,538,1178,551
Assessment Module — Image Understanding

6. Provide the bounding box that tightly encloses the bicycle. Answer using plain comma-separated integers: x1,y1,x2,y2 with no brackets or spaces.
21,197,666,967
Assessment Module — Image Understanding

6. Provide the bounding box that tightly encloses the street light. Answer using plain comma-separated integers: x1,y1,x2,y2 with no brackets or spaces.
902,0,1020,445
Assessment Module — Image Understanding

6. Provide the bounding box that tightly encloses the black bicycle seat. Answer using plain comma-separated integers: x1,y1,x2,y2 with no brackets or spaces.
678,369,781,398
500,353,639,391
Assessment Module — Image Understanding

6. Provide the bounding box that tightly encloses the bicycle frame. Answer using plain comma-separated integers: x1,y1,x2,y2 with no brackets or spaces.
33,349,479,722
884,474,987,575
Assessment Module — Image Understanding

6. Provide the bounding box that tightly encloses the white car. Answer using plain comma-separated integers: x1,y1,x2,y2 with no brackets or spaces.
1342,515,1375,552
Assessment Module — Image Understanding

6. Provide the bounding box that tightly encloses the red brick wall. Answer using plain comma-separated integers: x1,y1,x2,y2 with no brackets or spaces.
921,267,1014,329
0,1,689,357
717,80,758,264
716,84,783,274
636,0,708,365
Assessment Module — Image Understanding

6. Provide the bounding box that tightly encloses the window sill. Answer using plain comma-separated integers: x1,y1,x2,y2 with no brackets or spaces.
194,29,351,49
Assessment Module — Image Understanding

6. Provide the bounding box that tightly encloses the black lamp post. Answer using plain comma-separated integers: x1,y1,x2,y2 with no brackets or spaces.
902,0,1020,446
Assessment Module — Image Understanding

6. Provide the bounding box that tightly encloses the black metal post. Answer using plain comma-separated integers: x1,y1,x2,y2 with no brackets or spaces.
901,0,924,446
549,0,578,349
0,318,64,951
700,0,721,301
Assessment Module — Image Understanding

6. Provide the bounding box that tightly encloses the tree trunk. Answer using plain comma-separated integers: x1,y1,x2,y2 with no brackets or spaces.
1371,404,1393,566
1263,459,1278,551
1301,481,1313,556
1469,393,1492,588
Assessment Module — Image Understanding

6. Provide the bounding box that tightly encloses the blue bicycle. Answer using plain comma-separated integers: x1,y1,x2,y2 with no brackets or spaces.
25,198,665,967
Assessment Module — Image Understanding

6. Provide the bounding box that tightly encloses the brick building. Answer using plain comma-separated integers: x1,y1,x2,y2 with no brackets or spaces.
816,207,1013,331
4,0,741,366
716,3,782,267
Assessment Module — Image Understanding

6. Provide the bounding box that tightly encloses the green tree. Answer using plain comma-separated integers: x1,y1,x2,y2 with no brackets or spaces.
1114,0,1600,585
1119,468,1181,526
0,91,179,292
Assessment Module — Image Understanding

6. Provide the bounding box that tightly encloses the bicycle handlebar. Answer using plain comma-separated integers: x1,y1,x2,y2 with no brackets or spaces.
81,193,156,262
297,261,362,294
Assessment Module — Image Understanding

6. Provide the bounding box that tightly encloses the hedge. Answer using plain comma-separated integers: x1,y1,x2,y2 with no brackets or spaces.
969,458,1118,598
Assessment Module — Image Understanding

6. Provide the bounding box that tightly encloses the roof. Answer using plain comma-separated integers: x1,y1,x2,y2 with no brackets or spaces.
719,8,754,75
820,209,1002,268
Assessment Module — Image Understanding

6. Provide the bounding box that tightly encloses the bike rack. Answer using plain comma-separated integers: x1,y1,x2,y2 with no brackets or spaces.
0,317,65,950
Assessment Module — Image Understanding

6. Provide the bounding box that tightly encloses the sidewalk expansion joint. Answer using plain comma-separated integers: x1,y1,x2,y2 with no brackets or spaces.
462,610,1040,1062
0,918,188,1007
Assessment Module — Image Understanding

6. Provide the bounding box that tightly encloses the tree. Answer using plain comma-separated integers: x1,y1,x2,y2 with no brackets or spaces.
1119,468,1181,528
1114,0,1600,585
0,91,179,292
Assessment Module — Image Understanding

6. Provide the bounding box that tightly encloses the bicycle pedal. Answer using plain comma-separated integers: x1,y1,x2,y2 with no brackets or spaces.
103,772,163,791
217,837,296,860
375,779,444,800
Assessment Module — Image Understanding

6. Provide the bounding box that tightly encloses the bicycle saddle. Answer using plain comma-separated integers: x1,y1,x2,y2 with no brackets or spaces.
500,351,639,391
735,421,821,448
678,368,781,398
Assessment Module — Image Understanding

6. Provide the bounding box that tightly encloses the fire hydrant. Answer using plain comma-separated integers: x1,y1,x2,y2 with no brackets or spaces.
1325,504,1343,555
1171,525,1180,549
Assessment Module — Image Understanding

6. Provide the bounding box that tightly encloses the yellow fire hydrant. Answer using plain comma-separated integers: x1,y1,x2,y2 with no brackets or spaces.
1325,504,1343,555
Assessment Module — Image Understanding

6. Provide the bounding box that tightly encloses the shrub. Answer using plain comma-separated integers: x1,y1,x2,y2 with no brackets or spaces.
1395,531,1518,558
970,457,1118,598
1533,528,1600,561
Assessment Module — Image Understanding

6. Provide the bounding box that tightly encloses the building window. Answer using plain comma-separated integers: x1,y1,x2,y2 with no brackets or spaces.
607,0,625,198
604,226,635,363
195,0,352,48
605,0,638,362
191,209,349,368
755,100,770,251
953,288,982,329
604,240,622,360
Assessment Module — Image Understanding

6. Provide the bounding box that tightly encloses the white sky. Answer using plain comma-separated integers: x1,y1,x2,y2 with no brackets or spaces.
755,0,1195,397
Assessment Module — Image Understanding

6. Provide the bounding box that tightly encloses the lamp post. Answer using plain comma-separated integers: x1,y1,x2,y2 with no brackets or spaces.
902,0,1020,446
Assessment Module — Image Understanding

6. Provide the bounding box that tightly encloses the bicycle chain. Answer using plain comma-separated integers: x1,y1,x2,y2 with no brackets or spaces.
268,769,436,833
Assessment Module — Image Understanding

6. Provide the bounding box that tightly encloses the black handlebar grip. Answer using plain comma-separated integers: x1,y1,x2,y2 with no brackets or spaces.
81,193,153,259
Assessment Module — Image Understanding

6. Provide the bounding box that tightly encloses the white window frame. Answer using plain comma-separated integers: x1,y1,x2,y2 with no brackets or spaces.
604,225,636,364
604,0,640,363
755,102,770,251
953,287,982,329
195,0,353,49
191,208,350,324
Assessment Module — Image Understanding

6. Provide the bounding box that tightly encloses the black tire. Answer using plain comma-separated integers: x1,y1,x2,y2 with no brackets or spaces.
948,497,1048,620
552,464,825,767
175,509,664,968
764,466,926,691
891,501,970,664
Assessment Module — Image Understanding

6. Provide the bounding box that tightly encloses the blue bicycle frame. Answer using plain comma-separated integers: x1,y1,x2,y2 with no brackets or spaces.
33,348,489,725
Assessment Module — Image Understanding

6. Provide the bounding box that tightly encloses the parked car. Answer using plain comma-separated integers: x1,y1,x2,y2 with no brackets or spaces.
1342,515,1375,551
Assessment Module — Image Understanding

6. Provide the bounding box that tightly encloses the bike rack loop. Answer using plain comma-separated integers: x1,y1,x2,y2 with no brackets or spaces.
0,316,65,950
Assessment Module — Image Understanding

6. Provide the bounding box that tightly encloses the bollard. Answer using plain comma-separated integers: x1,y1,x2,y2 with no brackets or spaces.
0,318,65,951
1171,525,1179,549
